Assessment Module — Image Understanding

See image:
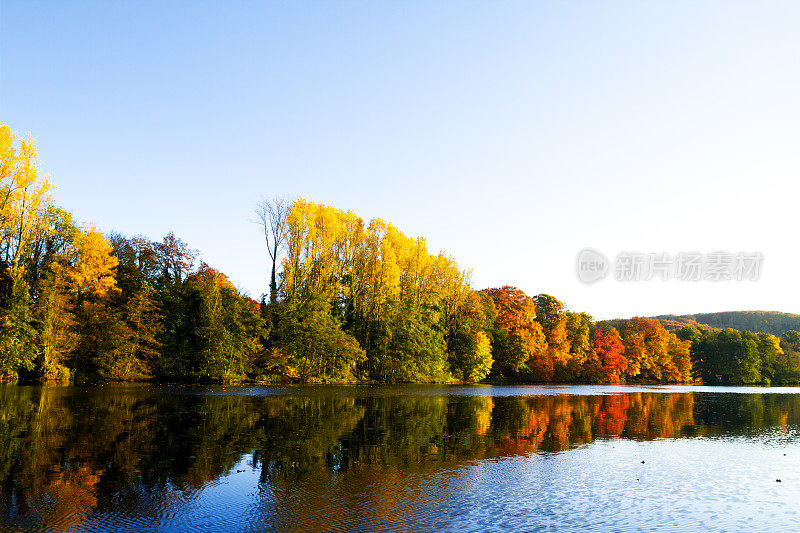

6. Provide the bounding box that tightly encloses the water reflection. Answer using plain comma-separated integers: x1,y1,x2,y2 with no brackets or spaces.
1,385,799,531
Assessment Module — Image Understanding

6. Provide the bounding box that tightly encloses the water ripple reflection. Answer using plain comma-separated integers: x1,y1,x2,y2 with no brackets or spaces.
1,385,799,532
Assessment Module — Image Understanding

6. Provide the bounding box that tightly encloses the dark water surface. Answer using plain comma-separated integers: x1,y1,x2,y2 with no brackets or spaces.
1,384,799,532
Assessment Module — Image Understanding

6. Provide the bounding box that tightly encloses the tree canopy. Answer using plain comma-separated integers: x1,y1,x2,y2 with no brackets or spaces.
0,122,791,385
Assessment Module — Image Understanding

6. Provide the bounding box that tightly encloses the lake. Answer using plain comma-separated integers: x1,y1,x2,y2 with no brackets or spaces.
1,384,799,532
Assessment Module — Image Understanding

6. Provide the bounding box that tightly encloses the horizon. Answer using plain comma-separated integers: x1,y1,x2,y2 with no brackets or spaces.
2,1,798,320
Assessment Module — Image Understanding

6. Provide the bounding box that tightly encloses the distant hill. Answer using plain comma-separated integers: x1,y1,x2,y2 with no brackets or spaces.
653,311,800,336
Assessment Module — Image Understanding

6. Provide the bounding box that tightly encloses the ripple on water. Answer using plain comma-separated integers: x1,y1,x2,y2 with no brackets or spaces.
3,385,800,532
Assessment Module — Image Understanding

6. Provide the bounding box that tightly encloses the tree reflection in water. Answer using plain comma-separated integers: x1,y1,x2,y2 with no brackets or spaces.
1,385,799,531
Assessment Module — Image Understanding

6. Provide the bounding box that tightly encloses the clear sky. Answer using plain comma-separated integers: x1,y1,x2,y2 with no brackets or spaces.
1,1,798,319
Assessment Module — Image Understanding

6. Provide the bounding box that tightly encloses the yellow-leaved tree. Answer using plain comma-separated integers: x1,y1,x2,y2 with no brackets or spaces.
67,226,119,297
0,123,54,380
66,226,121,380
0,123,53,280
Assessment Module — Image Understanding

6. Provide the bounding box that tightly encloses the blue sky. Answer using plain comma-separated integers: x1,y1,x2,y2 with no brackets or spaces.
1,1,798,319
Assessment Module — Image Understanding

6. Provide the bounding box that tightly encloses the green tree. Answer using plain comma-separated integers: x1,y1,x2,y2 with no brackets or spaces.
0,278,36,380
491,329,531,377
696,329,761,385
451,329,493,383
113,286,162,380
272,296,365,382
756,332,784,386
775,331,800,384
160,264,266,383
34,266,76,381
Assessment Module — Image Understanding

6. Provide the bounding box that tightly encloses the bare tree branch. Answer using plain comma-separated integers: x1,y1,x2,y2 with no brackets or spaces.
255,196,291,303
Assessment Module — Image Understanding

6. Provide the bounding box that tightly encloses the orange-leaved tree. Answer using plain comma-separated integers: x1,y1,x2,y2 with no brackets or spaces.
592,328,627,383
482,286,547,378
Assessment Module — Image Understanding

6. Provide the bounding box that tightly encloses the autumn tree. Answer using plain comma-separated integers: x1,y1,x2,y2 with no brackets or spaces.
617,317,670,382
272,198,467,383
483,286,548,380
490,330,529,376
0,123,54,380
447,291,495,383
68,226,121,380
582,326,628,383
484,286,535,332
0,124,53,282
667,334,693,383
534,295,593,381
589,328,627,383
156,232,196,286
558,312,593,381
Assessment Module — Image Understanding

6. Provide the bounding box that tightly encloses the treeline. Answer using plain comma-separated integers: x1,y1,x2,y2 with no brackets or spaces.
253,198,696,384
656,311,800,337
676,326,800,385
0,123,266,383
0,122,797,385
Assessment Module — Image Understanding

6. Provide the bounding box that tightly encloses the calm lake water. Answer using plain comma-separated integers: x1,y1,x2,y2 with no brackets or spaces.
1,384,800,532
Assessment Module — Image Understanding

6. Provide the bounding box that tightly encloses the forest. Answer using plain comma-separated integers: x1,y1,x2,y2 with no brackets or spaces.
1,122,799,385
656,311,800,336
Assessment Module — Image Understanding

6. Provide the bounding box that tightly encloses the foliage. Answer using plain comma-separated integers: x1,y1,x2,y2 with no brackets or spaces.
34,266,76,381
614,317,693,383
656,311,800,336
590,328,627,383
690,328,798,385
0,279,36,380
451,329,493,383
273,296,365,382
159,264,266,383
0,122,787,386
